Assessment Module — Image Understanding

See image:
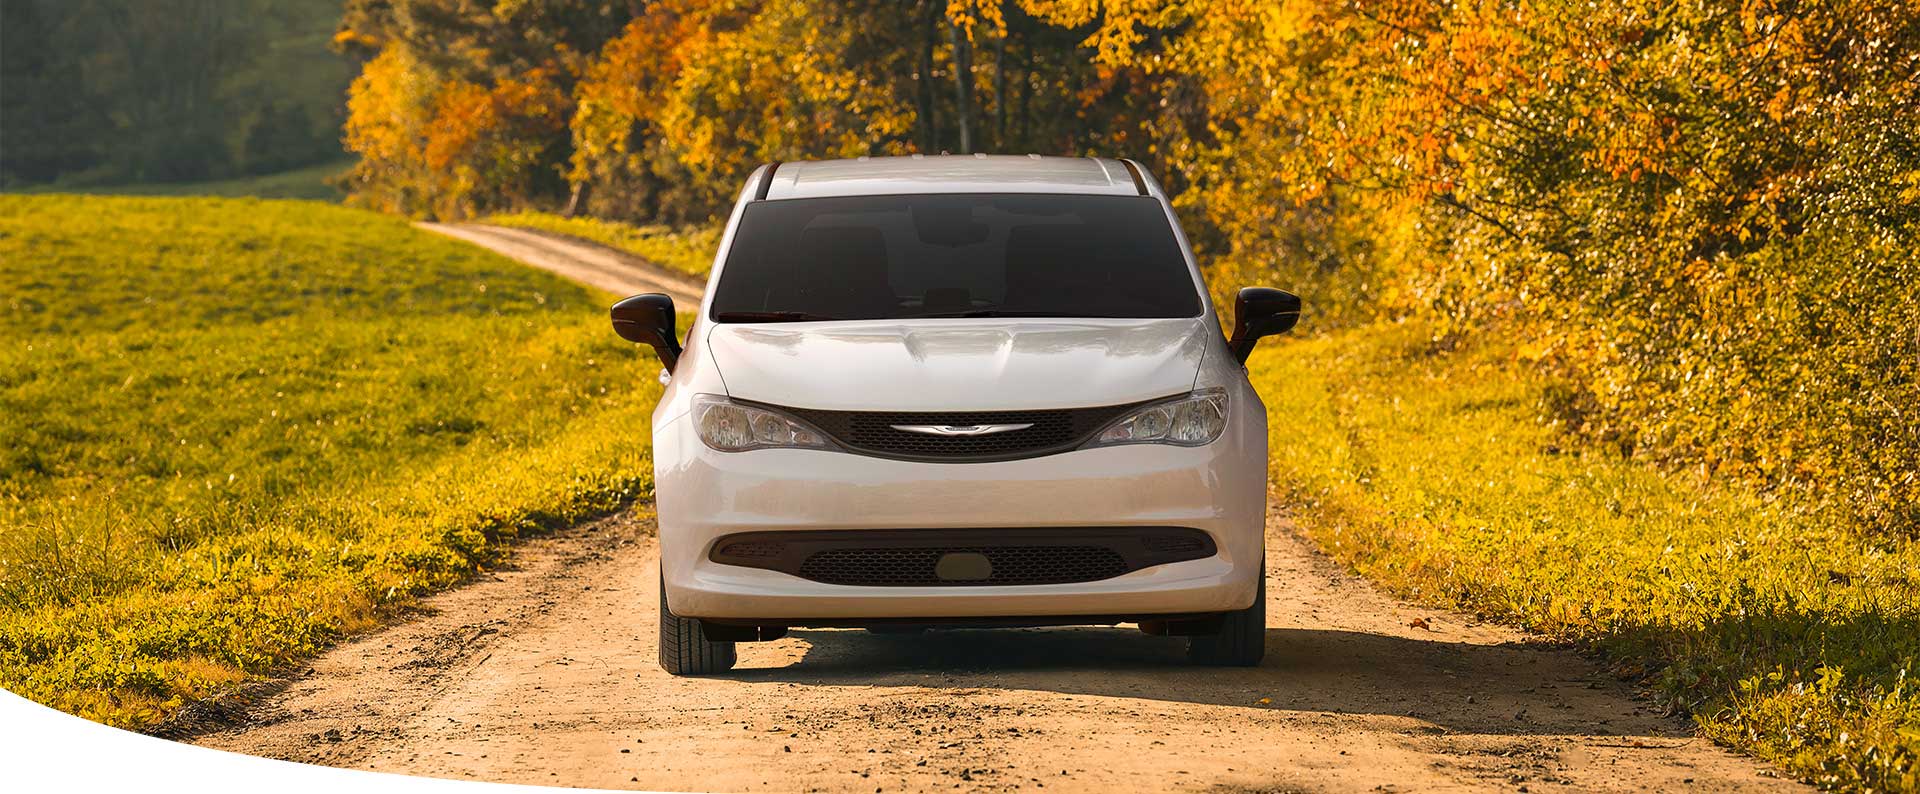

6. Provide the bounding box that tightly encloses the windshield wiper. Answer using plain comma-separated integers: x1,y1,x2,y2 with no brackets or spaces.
712,310,845,323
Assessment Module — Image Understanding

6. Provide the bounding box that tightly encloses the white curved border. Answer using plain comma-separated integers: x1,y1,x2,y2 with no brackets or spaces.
0,690,665,793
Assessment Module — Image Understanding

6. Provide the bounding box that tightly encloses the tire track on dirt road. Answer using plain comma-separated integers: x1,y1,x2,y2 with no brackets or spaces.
191,228,1797,792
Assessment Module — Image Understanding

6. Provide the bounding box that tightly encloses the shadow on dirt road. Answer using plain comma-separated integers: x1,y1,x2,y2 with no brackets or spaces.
737,626,1678,740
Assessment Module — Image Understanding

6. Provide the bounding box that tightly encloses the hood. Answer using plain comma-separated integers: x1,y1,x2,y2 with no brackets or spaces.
704,318,1209,411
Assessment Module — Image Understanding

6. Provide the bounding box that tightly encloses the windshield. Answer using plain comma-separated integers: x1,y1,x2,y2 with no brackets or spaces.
709,193,1202,322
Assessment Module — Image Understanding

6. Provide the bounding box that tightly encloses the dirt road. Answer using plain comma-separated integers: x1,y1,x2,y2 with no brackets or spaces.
193,228,1794,791
418,223,706,305
195,510,1792,793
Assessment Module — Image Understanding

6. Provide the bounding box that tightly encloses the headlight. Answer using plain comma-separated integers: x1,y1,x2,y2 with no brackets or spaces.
692,394,833,452
1086,388,1229,448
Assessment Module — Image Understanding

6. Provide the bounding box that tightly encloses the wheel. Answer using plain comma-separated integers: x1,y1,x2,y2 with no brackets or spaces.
658,570,736,675
1187,568,1266,666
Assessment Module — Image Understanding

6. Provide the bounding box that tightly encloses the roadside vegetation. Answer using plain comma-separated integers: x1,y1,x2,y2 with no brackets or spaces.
1251,326,1919,791
484,211,718,276
0,195,659,728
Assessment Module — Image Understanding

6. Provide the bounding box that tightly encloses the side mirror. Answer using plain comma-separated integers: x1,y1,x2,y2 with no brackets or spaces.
1227,287,1302,363
611,293,683,371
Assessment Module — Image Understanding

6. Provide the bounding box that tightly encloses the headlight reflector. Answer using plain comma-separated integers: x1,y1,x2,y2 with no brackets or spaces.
693,394,831,452
1089,388,1228,448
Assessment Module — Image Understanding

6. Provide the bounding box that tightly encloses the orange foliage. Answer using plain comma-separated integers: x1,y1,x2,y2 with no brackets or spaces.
343,49,570,220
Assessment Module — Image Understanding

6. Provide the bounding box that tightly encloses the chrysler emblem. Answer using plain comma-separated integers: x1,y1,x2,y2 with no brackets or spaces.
890,423,1033,437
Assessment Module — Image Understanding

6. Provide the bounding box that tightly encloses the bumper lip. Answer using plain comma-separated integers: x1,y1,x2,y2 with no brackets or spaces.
699,611,1227,629
670,554,1254,620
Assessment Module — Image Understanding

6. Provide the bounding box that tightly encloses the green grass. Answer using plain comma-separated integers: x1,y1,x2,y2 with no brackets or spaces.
1251,323,1919,791
0,195,660,728
14,161,351,202
485,211,720,276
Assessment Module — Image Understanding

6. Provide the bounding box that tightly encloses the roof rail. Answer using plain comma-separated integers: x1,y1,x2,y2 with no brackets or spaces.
1117,159,1150,196
754,162,781,200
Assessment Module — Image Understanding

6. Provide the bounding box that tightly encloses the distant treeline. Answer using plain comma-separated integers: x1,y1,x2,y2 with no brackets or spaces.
330,0,1158,225
0,0,352,188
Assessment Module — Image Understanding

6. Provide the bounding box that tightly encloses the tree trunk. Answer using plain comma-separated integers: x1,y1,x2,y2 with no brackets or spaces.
917,0,940,153
1017,38,1034,149
563,182,592,218
993,24,1009,151
949,21,975,154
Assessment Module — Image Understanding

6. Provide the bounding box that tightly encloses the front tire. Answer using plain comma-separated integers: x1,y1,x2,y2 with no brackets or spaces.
1187,568,1266,666
658,571,736,675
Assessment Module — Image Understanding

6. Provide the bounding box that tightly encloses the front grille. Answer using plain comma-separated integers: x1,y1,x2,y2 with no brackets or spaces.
709,527,1217,587
779,403,1142,462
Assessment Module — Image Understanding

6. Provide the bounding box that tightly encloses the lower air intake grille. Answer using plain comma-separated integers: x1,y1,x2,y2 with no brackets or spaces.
799,545,1127,586
709,527,1217,587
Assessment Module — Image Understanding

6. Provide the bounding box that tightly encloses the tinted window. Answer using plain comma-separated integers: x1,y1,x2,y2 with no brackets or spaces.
710,194,1201,322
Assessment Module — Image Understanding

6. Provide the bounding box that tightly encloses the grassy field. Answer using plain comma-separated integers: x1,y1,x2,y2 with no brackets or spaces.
0,195,660,728
1250,324,1919,791
484,211,720,276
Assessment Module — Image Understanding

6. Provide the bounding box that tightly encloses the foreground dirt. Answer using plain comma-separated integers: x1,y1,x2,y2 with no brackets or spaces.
194,511,1795,792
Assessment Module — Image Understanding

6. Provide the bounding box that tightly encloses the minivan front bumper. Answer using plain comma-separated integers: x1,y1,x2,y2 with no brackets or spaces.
652,402,1268,622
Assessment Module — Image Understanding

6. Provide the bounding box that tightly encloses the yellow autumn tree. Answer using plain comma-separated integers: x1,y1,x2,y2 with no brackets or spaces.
340,47,442,216
654,0,918,205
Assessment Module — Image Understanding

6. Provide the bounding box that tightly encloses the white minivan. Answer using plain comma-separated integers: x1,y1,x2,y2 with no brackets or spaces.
610,155,1300,675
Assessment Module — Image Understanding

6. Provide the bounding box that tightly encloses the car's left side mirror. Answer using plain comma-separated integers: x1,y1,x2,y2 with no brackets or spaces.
611,293,684,371
1227,287,1302,363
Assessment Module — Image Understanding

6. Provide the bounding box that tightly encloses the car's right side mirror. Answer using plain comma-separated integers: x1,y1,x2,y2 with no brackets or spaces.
1227,287,1302,363
611,293,684,371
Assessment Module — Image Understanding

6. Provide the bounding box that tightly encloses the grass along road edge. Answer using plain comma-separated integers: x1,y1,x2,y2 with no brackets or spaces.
1250,322,1918,790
